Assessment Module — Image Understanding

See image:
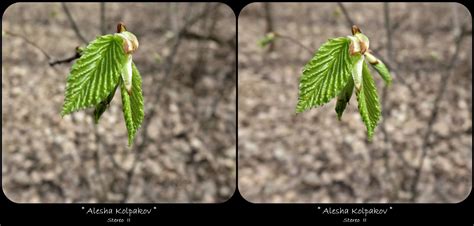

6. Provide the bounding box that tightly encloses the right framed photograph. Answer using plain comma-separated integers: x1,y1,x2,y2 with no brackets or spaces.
238,2,471,203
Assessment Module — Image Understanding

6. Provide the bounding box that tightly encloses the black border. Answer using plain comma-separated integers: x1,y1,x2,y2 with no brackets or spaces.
1,1,472,225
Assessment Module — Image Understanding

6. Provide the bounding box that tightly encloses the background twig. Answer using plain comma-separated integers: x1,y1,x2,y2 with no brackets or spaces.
121,3,200,202
62,3,88,44
3,30,52,61
338,3,355,27
379,2,398,201
263,3,275,52
274,32,314,55
49,51,80,66
410,25,468,202
100,3,106,34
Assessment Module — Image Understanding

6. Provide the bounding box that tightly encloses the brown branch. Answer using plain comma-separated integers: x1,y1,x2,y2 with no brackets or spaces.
49,51,81,66
181,30,232,47
4,12,85,67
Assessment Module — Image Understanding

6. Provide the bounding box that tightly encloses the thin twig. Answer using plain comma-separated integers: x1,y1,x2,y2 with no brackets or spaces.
410,27,468,202
428,126,472,148
338,3,355,27
3,30,52,61
189,6,213,120
379,2,399,201
274,33,314,55
49,51,81,66
203,11,236,122
62,3,88,44
4,26,81,67
181,30,232,47
385,5,394,62
121,3,201,202
263,3,275,52
93,128,107,202
153,3,219,104
100,3,106,34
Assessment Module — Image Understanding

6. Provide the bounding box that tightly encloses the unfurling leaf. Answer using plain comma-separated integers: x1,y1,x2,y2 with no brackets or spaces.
335,78,354,120
61,34,127,116
356,62,381,140
365,52,392,86
120,63,144,146
94,83,119,124
296,37,353,113
372,60,392,86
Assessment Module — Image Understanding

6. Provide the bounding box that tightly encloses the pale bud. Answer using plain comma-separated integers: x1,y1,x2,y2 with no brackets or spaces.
348,33,370,55
116,31,139,54
115,30,139,94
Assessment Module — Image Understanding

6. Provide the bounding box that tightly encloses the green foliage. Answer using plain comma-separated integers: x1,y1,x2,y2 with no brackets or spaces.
296,27,392,140
351,53,364,91
61,34,126,116
94,83,119,124
365,52,392,86
356,63,381,140
296,37,353,113
61,30,144,146
335,78,354,120
120,63,144,146
373,61,392,86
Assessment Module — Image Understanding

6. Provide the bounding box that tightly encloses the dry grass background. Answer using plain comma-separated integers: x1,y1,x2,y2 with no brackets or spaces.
2,3,236,203
238,3,472,203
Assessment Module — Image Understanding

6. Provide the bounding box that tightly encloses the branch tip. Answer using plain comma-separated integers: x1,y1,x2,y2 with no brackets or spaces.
117,22,127,33
352,25,361,35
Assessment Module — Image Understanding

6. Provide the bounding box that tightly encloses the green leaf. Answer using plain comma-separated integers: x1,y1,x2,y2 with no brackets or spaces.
120,62,144,146
335,78,354,120
365,52,392,86
372,60,392,86
296,37,353,113
93,83,119,124
61,34,127,116
356,62,381,140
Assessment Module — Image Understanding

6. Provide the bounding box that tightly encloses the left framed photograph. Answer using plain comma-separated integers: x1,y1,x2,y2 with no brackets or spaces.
2,2,236,203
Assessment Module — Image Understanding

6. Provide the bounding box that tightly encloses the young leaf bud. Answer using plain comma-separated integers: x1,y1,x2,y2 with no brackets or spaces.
116,31,139,54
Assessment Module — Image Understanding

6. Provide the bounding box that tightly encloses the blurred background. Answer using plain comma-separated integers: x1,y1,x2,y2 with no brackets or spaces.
238,3,471,202
2,3,236,202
